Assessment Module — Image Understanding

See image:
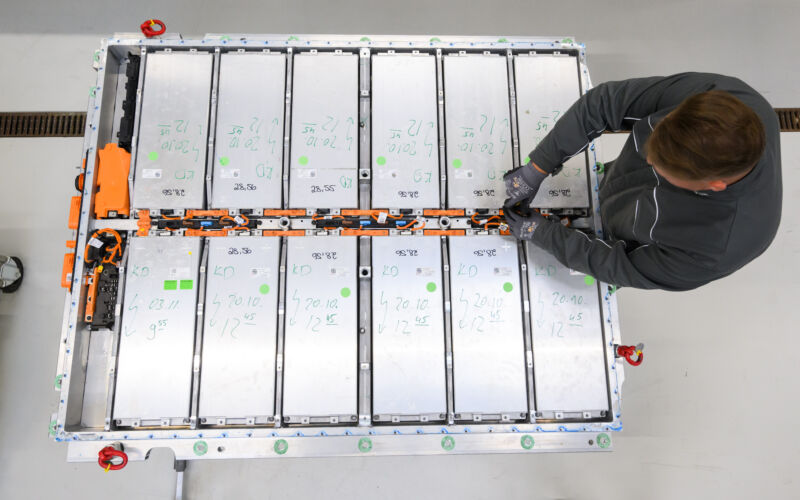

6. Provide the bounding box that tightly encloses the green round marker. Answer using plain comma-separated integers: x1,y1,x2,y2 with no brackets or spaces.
584,275,596,286
452,158,462,169
148,151,159,161
376,156,387,166
358,437,372,452
426,282,437,293
193,440,208,456
259,284,270,295
597,433,611,448
503,282,513,293
298,155,309,166
441,436,455,451
219,156,230,166
274,439,288,455
520,435,534,450
340,287,351,298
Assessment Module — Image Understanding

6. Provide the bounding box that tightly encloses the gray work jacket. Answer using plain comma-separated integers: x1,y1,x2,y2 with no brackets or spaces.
528,72,782,291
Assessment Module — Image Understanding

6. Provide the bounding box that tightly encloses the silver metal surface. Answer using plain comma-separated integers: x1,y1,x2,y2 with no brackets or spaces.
447,235,528,418
132,52,213,210
113,237,201,426
282,236,358,420
371,236,446,420
514,54,590,208
525,242,609,417
56,35,625,461
211,52,286,208
289,52,359,209
371,53,439,208
199,237,281,423
443,54,513,209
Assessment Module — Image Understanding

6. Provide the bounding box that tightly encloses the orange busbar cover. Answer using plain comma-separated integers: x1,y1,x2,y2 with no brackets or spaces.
94,143,131,218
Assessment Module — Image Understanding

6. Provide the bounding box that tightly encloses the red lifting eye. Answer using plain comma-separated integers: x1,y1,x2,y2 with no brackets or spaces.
140,19,166,38
98,445,128,472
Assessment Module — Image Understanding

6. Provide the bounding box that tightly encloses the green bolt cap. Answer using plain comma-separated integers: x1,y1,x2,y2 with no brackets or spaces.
54,374,63,390
193,440,208,456
597,433,611,448
441,435,455,451
274,439,288,455
520,435,534,450
358,437,372,452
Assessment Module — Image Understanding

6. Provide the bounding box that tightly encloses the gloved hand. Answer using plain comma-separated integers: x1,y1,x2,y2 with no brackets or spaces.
503,159,548,207
503,207,547,241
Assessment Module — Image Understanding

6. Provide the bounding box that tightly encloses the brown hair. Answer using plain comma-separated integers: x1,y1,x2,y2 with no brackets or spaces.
645,90,766,180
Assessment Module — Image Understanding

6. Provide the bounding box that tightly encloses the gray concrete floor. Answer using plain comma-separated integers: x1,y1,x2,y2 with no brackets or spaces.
1,1,799,498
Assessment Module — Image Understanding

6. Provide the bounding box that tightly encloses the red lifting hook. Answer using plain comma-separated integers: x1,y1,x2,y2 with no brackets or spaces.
616,343,644,366
140,19,166,38
98,444,128,472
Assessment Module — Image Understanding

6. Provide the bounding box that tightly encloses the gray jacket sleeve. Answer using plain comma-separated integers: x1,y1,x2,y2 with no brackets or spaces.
530,222,711,291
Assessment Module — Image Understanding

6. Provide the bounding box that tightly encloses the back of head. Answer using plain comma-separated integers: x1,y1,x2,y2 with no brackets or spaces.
645,90,766,181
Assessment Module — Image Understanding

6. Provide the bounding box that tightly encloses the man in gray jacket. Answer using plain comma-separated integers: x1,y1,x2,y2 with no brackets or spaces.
503,73,782,291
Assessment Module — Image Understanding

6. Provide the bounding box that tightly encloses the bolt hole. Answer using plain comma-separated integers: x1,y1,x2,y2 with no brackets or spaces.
440,217,450,228
360,269,369,276
217,446,225,453
361,171,369,178
588,439,594,445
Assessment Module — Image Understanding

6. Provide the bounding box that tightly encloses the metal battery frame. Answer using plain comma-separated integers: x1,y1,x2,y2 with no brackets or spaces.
55,34,626,463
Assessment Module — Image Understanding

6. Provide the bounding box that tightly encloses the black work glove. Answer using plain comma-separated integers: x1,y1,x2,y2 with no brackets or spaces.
503,160,548,207
503,207,547,241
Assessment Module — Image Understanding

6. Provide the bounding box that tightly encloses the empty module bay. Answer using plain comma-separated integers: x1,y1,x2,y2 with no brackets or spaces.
448,235,528,419
199,237,281,424
211,52,286,209
132,52,213,210
526,242,609,418
514,54,590,208
371,53,440,209
371,236,446,420
444,54,514,209
282,236,358,422
289,53,359,209
113,237,201,426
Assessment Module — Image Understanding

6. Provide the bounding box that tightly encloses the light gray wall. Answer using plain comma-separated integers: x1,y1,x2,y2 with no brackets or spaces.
0,1,798,498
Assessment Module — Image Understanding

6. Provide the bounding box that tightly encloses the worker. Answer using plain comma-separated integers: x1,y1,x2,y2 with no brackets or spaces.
503,73,782,291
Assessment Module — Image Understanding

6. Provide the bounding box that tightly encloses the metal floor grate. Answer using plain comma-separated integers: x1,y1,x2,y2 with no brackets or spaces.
0,112,86,137
1,108,797,138
776,108,800,131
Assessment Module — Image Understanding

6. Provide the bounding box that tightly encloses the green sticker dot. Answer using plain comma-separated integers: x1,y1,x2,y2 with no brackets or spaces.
49,420,57,437
584,275,596,286
148,151,159,161
497,37,509,43
54,375,63,390
193,440,208,456
274,439,288,455
298,155,309,166
340,287,351,298
360,36,371,42
164,280,177,290
452,158,462,169
426,282,437,293
523,156,531,164
520,435,534,450
597,433,611,449
358,437,372,452
562,38,574,44
430,37,442,42
376,156,387,166
259,284,270,295
503,282,513,293
179,280,194,290
219,156,230,166
441,436,455,451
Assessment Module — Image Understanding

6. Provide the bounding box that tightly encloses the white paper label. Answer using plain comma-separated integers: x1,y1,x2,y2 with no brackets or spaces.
142,168,162,179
